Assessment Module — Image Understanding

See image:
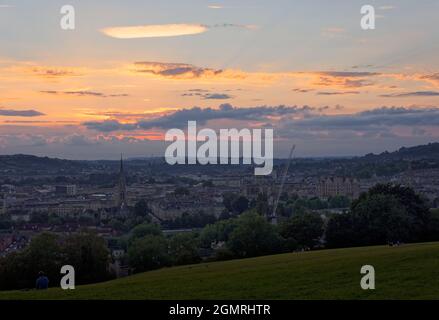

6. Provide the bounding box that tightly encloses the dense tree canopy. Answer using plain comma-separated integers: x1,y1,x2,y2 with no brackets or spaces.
280,212,324,249
227,213,282,258
127,235,170,272
129,222,162,245
326,184,439,248
168,233,201,266
199,218,238,248
0,232,110,290
62,233,110,284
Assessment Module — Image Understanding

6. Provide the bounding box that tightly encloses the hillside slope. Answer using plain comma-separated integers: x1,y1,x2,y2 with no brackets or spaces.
1,242,439,300
364,142,439,160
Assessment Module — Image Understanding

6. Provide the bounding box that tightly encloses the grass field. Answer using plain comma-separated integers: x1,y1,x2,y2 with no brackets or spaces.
1,242,439,300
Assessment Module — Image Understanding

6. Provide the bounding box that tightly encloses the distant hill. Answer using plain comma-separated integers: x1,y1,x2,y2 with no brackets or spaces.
363,142,439,160
1,242,439,300
0,142,438,173
0,154,96,174
0,154,78,169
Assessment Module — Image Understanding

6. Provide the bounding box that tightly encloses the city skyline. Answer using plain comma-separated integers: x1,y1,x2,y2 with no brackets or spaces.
1,0,439,159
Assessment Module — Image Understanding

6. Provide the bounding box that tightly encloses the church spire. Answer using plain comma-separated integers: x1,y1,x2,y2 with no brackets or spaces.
116,154,127,210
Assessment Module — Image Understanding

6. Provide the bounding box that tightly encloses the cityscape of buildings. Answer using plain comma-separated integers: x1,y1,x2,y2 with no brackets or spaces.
1,143,439,269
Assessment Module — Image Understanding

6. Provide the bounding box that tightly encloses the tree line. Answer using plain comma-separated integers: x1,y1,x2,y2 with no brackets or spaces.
125,184,439,273
0,232,110,290
1,183,439,291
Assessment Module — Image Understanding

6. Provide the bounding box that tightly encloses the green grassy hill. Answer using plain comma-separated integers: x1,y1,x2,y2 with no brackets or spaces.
1,242,439,300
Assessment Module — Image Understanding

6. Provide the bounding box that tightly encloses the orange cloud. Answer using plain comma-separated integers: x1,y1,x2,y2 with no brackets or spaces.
29,67,82,78
419,73,439,87
1,63,86,81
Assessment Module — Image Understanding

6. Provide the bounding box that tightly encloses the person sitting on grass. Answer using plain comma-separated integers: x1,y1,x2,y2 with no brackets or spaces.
36,271,49,290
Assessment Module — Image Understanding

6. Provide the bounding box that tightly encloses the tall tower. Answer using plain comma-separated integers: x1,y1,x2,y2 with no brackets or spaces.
117,154,127,209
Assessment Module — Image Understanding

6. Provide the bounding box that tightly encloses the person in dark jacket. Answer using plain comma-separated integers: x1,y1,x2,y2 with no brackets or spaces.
36,271,49,290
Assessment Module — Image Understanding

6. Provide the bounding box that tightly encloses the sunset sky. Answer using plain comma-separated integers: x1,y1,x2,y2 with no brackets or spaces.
1,0,439,159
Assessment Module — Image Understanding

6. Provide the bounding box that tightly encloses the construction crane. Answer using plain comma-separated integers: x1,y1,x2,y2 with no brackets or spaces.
269,145,296,225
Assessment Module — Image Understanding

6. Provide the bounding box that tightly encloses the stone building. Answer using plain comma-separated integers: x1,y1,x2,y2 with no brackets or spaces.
317,177,360,199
